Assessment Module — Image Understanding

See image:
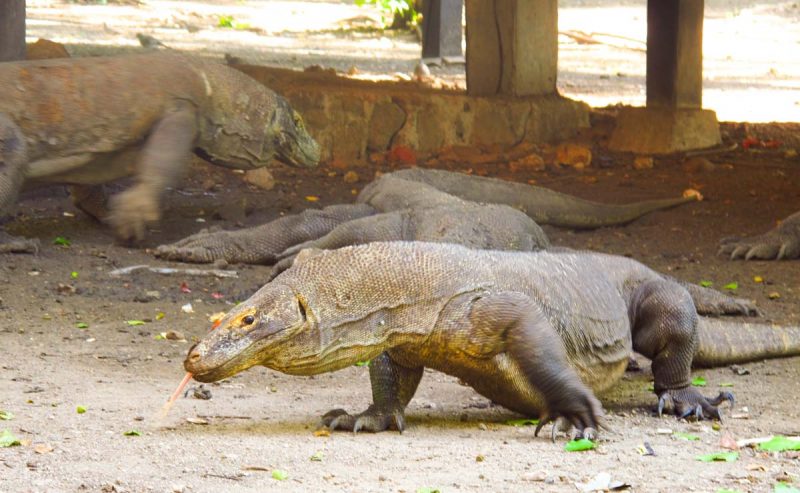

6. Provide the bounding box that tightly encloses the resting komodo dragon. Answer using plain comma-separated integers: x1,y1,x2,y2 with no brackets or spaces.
0,52,320,252
184,242,800,437
156,168,697,266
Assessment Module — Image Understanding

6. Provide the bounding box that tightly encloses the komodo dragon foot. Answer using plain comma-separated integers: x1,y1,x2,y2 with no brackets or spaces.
321,405,405,433
155,226,244,263
718,211,800,260
0,231,39,254
656,387,734,421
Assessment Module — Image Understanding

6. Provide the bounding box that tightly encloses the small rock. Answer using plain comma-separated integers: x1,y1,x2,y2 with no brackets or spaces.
683,156,716,173
165,330,185,341
768,291,781,300
346,66,359,76
555,143,592,169
56,283,77,295
521,470,548,482
633,156,654,170
181,303,194,314
243,168,276,190
343,171,359,184
683,188,703,201
508,153,546,173
134,290,161,303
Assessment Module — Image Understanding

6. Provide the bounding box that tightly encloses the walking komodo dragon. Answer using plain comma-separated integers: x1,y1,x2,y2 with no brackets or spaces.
156,168,697,268
184,242,800,438
0,52,320,252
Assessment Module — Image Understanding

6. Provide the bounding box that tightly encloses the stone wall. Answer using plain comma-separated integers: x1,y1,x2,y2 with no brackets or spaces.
234,65,590,164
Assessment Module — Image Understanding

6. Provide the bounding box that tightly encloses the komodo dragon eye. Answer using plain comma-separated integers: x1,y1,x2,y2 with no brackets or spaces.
292,112,305,129
242,315,255,325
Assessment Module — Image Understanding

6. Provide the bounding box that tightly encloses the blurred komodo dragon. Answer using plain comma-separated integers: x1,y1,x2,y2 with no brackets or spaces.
719,210,800,260
156,168,698,267
0,52,320,252
184,242,800,437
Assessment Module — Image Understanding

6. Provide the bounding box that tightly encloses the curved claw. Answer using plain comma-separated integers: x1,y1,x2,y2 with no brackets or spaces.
657,393,671,417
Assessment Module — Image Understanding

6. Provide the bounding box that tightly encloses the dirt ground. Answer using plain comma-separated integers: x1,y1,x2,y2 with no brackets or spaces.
2,1,800,493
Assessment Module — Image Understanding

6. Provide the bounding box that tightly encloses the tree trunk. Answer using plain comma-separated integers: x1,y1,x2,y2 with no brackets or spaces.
0,0,26,62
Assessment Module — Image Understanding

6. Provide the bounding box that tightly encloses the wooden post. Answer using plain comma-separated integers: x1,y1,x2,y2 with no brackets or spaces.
465,0,557,97
646,0,704,109
421,0,464,63
0,0,26,62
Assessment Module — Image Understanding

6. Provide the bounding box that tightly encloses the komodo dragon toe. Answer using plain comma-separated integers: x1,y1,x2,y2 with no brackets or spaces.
657,388,734,421
321,406,405,433
719,212,800,260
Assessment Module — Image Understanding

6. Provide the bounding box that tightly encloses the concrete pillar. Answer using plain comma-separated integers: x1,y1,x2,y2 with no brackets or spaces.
421,0,464,64
609,0,720,153
0,0,26,62
465,0,557,97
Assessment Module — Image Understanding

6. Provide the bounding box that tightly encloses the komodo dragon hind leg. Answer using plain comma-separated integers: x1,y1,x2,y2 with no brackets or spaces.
0,114,39,254
321,352,423,433
630,279,733,420
470,293,605,441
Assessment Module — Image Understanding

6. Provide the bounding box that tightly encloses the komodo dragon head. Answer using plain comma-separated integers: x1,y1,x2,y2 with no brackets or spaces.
195,62,321,169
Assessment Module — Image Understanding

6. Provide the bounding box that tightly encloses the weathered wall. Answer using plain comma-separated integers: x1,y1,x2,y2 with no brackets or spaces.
234,65,589,164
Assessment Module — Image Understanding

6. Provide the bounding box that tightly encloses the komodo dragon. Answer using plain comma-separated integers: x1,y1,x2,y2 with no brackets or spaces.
0,52,320,252
718,210,800,260
184,242,800,437
156,168,696,265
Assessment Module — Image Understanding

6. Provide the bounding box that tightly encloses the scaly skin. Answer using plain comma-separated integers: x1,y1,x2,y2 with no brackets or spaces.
719,210,800,260
0,53,320,250
184,242,800,437
156,169,695,264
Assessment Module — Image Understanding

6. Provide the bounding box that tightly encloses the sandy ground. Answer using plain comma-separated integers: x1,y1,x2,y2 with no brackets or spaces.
1,1,799,492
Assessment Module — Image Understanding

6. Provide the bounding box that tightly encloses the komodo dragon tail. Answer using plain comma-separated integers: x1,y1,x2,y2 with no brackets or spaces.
693,318,800,368
391,168,696,229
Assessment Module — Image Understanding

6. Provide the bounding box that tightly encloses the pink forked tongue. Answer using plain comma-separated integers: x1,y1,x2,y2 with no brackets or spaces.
154,372,194,424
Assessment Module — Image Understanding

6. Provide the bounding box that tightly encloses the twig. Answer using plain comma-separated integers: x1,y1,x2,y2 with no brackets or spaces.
109,264,238,278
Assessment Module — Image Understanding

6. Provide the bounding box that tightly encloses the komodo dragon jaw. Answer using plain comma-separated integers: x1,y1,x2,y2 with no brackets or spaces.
185,283,310,382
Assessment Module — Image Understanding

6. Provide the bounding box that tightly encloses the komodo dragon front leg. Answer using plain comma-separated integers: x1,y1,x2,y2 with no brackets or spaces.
630,279,733,419
322,353,423,433
718,210,800,260
0,114,38,253
155,203,376,264
107,102,198,242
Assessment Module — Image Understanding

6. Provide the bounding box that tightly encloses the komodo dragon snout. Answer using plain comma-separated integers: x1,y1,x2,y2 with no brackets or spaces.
271,98,320,168
185,283,309,382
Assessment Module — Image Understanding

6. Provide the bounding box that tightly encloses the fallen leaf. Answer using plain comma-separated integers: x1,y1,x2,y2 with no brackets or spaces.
0,411,13,421
53,236,70,247
180,282,191,293
313,428,330,437
768,292,781,300
186,417,209,425
723,282,739,291
126,320,146,326
753,276,764,283
758,435,800,452
211,292,224,300
700,280,713,288
76,322,88,329
304,195,319,202
575,471,630,492
70,271,78,279
156,312,165,320
310,451,323,462
565,438,595,452
775,483,800,493
76,406,87,414
181,303,194,314
33,443,54,454
271,470,288,481
696,451,738,462
674,432,700,441
0,429,21,447
123,430,141,437
692,376,707,387
416,488,441,493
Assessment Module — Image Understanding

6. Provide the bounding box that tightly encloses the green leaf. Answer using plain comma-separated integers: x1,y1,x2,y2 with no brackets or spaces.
354,360,371,367
674,432,700,441
218,15,234,28
696,451,739,462
76,322,89,329
126,320,146,326
53,236,70,246
0,410,13,421
758,435,800,452
309,451,323,462
271,470,288,481
123,430,141,437
692,376,707,387
505,418,539,427
723,282,739,291
416,489,441,493
775,483,800,493
154,333,166,340
716,490,744,493
70,271,79,279
700,280,713,288
564,438,595,452
0,429,21,447
719,382,734,387
76,406,87,414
